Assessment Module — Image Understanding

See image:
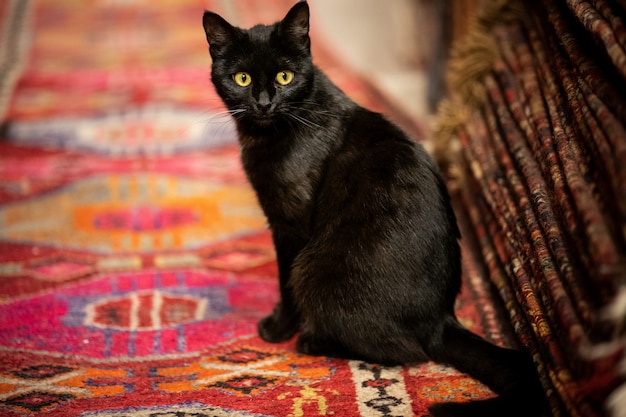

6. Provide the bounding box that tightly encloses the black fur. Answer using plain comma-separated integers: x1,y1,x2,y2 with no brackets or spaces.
202,3,546,416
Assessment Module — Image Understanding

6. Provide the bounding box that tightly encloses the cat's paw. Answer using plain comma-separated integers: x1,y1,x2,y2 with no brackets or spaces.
296,333,343,357
257,313,298,343
296,333,324,356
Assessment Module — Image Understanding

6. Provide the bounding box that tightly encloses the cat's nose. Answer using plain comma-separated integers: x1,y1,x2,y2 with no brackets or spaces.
257,91,272,113
257,102,272,112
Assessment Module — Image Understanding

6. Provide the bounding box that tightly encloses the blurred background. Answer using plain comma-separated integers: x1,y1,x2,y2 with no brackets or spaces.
313,0,438,121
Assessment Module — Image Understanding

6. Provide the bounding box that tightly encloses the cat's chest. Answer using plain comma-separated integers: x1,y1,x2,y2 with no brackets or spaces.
241,144,320,223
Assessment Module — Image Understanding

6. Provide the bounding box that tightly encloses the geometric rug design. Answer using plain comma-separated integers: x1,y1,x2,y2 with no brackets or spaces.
0,269,270,358
0,175,264,253
6,108,238,155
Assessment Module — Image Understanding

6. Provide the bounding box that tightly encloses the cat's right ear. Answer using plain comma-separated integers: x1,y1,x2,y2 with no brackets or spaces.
202,11,236,57
280,1,310,51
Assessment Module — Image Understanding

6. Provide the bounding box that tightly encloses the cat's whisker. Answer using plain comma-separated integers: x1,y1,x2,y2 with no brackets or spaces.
191,108,245,144
288,104,348,119
203,109,246,124
286,112,323,130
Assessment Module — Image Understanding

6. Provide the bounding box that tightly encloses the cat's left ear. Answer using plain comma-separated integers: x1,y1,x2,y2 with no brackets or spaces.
203,11,237,57
280,1,310,50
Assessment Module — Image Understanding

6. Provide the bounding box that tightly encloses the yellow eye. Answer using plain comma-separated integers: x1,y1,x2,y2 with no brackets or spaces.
276,70,294,85
233,72,252,87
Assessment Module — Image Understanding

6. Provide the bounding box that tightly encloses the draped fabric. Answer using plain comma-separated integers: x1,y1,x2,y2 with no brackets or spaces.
436,1,626,416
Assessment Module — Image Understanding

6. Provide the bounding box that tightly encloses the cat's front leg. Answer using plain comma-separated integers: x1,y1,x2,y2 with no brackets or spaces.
258,301,300,342
258,230,303,343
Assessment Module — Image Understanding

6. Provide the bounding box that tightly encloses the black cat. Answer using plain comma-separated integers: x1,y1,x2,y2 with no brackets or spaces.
202,2,545,416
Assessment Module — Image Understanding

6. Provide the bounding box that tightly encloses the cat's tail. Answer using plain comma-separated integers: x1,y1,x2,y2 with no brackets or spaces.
426,319,547,417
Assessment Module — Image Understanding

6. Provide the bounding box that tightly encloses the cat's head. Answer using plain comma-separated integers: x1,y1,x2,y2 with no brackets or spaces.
202,2,314,129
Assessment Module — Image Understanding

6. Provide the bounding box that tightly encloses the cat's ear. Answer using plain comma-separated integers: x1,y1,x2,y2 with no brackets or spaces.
280,1,310,49
202,11,236,57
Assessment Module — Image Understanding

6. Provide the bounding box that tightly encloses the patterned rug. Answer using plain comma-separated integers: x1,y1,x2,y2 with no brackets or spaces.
0,1,509,416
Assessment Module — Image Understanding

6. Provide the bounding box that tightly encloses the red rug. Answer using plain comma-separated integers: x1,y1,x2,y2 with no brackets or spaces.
0,1,509,416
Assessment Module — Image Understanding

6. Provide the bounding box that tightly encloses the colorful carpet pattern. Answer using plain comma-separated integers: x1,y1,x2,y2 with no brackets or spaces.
0,1,506,416
436,0,626,416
